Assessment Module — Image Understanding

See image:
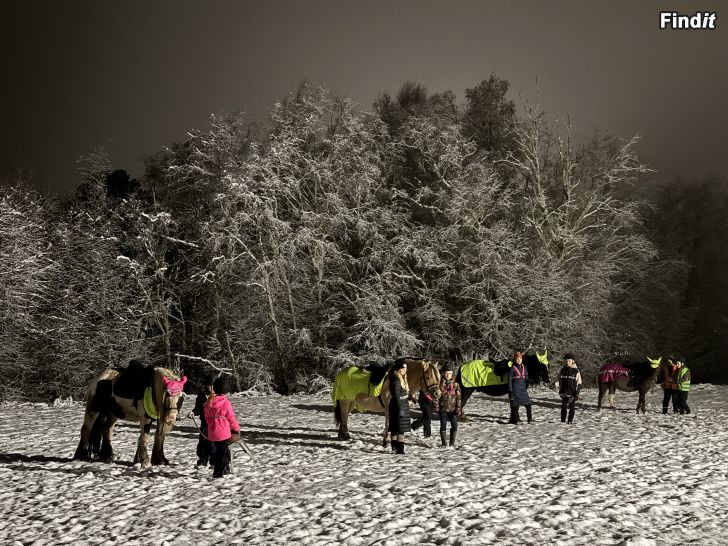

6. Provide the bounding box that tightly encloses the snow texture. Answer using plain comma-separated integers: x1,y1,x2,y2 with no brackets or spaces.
1,385,726,545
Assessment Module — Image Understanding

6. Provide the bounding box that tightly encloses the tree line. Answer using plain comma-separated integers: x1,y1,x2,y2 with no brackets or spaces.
2,77,725,401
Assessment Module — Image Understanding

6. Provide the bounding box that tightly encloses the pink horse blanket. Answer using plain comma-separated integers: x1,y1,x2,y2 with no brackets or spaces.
598,362,630,383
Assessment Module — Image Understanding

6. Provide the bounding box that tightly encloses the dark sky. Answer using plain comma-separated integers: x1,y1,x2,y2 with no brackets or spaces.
2,1,726,193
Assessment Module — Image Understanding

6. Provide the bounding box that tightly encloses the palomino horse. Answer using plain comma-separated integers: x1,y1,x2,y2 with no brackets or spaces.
597,356,663,413
456,351,551,420
73,363,187,467
333,358,441,445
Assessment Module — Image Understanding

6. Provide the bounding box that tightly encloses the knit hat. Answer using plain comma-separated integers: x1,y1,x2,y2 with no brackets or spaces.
212,375,232,395
564,353,575,361
442,363,454,373
394,359,408,370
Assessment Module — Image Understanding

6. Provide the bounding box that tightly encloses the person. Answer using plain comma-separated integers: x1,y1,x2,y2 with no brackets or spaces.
508,351,532,424
558,353,582,424
674,359,691,414
433,364,461,447
659,357,679,414
414,386,435,438
388,358,411,454
204,375,241,478
187,374,216,467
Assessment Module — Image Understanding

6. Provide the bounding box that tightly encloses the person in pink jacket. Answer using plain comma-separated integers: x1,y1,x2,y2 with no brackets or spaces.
203,375,241,478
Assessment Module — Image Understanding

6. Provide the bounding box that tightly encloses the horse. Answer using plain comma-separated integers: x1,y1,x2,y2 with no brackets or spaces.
597,356,663,413
332,357,441,446
456,351,551,420
73,362,187,467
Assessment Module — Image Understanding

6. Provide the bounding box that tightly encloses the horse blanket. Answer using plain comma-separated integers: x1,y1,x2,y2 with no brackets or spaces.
331,366,388,411
598,362,630,383
460,360,510,388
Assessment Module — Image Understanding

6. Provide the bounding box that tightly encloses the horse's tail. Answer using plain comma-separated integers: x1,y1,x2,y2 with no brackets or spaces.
334,400,342,427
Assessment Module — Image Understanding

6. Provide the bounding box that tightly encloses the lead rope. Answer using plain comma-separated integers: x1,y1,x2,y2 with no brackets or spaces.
187,414,257,468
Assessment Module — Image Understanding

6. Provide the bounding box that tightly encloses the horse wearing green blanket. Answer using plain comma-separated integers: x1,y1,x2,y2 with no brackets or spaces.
333,358,441,444
456,351,550,420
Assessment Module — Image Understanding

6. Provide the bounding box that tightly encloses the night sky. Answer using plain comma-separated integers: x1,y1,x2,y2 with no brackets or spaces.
2,1,726,193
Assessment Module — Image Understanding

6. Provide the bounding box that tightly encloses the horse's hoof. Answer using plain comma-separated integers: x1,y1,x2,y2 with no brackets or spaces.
337,432,350,441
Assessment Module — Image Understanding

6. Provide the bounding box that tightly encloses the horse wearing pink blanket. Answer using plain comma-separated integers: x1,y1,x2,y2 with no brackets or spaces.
597,356,664,413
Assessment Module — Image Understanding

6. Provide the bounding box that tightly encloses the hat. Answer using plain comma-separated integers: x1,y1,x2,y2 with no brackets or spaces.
212,375,232,395
442,363,454,373
564,353,575,361
203,373,218,386
394,359,408,370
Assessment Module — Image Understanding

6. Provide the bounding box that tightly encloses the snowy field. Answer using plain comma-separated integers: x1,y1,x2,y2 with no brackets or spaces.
1,384,727,545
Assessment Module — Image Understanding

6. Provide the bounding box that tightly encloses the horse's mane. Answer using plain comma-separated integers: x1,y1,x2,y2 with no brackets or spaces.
623,359,660,379
364,362,390,386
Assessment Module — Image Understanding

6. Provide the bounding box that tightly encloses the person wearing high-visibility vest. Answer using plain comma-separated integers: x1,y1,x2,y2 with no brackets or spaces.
675,359,691,415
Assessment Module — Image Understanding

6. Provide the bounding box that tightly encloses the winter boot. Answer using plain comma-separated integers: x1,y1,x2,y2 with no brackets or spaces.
390,440,397,453
662,406,668,414
561,406,567,423
440,431,448,447
508,406,519,424
449,429,457,448
526,405,533,423
395,441,405,455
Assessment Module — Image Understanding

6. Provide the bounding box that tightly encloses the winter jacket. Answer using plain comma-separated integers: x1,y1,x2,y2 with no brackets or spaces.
558,363,582,398
508,362,531,406
676,366,691,392
204,394,240,442
660,364,678,390
433,377,461,414
388,373,411,435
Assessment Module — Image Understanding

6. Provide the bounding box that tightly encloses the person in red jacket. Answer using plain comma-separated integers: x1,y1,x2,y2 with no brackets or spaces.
204,375,241,479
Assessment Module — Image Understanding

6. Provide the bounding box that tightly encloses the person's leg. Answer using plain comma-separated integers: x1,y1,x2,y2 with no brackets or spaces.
509,405,519,424
448,413,458,446
662,390,672,414
422,398,433,438
212,441,227,478
676,391,685,414
526,404,533,423
682,393,690,414
672,389,679,413
561,397,568,422
567,398,576,424
439,413,448,446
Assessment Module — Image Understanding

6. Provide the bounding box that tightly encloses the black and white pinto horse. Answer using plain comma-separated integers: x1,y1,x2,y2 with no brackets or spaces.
456,351,551,420
73,363,187,467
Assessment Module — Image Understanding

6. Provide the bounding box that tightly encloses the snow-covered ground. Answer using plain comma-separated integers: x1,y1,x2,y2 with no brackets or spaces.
1,384,726,545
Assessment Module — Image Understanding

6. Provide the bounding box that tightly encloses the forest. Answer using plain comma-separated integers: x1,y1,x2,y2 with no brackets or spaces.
2,77,726,401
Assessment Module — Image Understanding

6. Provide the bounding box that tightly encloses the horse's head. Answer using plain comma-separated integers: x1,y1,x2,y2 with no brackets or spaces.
647,355,662,369
160,372,188,419
525,350,550,385
406,358,442,400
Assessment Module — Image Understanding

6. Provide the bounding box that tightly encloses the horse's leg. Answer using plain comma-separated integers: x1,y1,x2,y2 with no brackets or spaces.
99,415,117,462
73,407,98,461
608,385,616,411
637,390,645,414
337,401,352,441
134,412,152,468
152,402,176,466
459,387,473,422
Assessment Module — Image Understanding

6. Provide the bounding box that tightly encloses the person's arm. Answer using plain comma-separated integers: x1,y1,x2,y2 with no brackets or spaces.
225,399,240,433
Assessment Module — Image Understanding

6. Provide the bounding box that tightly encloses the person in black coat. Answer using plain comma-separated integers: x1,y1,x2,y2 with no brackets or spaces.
187,373,217,467
508,351,532,424
558,354,582,424
388,358,411,454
